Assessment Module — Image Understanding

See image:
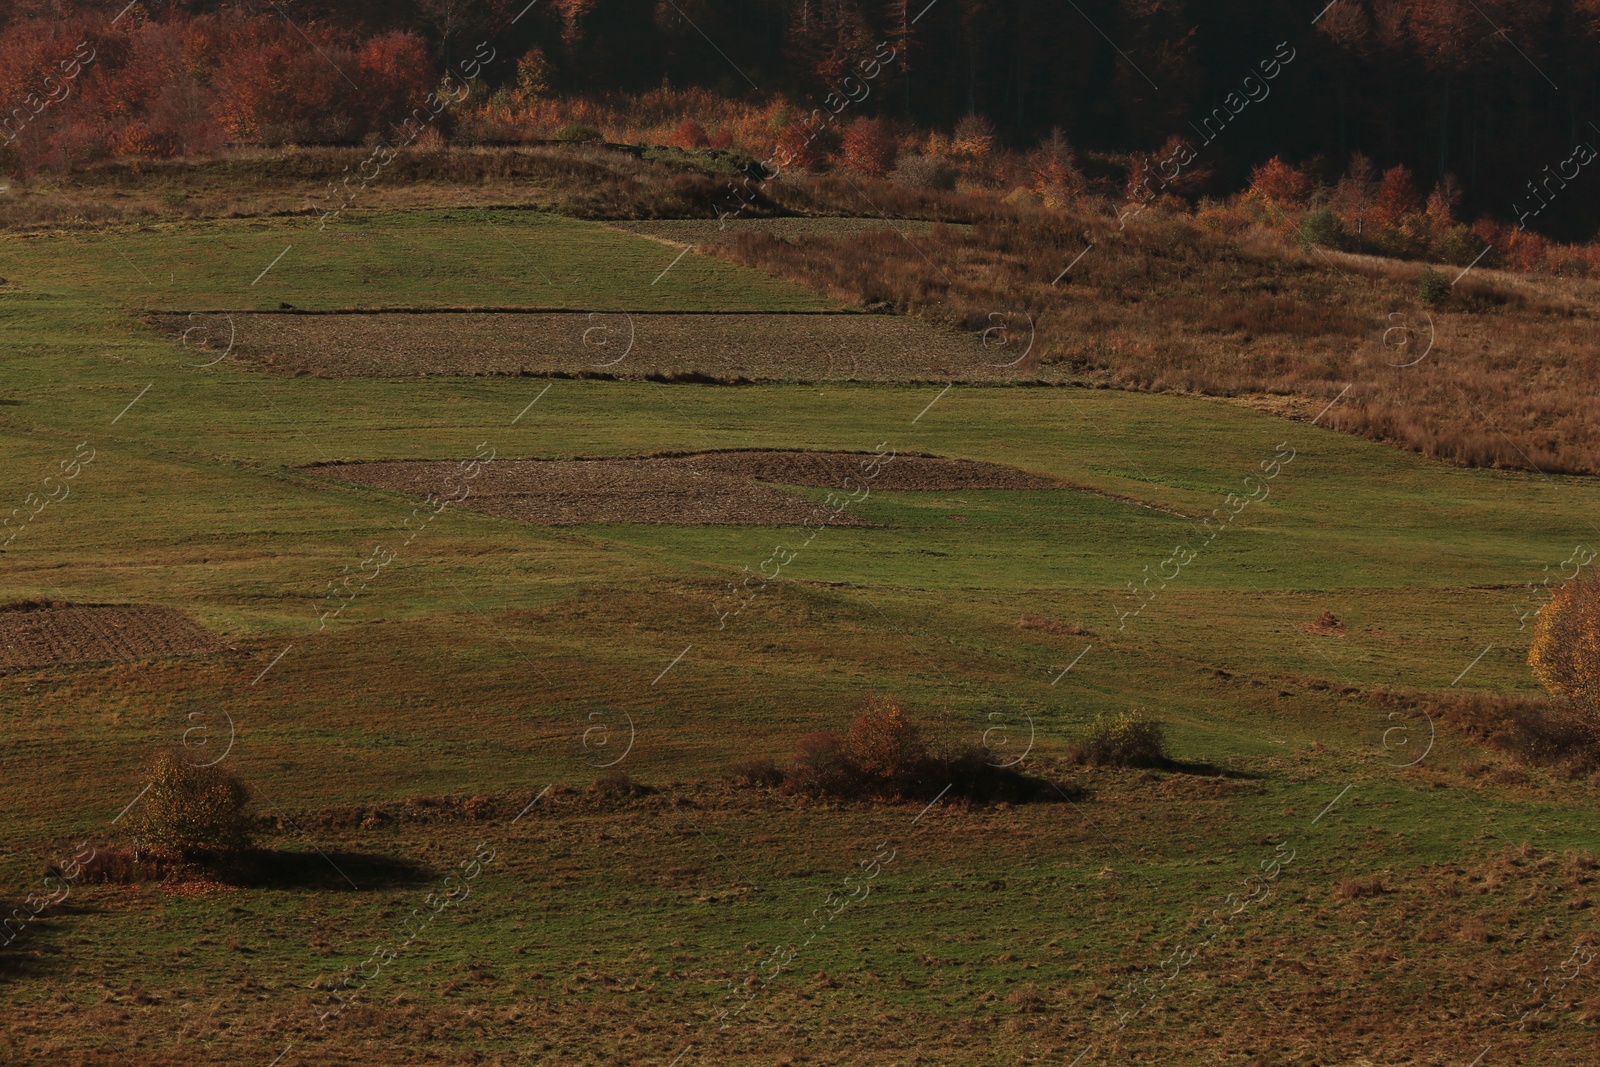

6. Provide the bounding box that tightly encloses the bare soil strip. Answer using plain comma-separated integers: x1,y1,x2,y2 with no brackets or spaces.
308,450,1058,526
0,601,224,669
176,311,1030,382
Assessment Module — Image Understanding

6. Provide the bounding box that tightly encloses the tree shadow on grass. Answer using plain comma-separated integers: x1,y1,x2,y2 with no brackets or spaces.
219,849,435,890
0,896,102,984
1162,759,1266,780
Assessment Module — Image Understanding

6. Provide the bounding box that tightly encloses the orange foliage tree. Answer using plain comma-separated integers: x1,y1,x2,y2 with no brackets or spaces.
1529,575,1600,734
1372,164,1422,229
1246,155,1310,211
356,32,436,132
1025,127,1085,207
839,116,896,176
668,117,707,148
844,694,927,778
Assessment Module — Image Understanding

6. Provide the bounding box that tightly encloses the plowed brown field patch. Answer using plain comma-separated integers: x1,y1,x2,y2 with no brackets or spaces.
184,311,1027,382
307,450,1058,526
0,601,224,669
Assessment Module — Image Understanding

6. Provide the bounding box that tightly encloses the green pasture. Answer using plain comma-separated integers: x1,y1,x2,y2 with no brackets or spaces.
1,208,1597,1064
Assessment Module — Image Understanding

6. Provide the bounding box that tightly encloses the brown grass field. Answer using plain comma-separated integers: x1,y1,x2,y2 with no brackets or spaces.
700,211,1600,474
184,310,1013,383
308,450,1056,525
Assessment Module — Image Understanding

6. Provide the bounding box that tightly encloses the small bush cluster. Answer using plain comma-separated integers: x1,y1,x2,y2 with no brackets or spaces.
1372,689,1599,774
733,695,1070,804
1070,710,1170,769
591,770,656,797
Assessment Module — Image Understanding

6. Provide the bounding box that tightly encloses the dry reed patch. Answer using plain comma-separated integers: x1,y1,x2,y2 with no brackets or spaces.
306,450,1055,526
0,600,223,669
700,212,1600,474
195,311,1012,383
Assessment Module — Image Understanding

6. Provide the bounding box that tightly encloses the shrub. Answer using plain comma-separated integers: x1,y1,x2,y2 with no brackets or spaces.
554,121,603,142
844,695,926,780
1370,688,1597,772
950,113,996,167
1530,575,1600,735
726,757,784,788
788,730,856,795
773,697,1071,803
668,118,708,149
892,154,957,191
1025,127,1086,207
131,750,252,857
839,117,897,177
1417,267,1451,307
1296,208,1344,250
1073,710,1169,768
774,120,828,172
592,770,652,796
1335,875,1386,900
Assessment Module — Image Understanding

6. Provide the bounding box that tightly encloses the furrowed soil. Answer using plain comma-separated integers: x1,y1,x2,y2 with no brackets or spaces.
0,601,223,669
180,311,1027,382
306,450,1058,526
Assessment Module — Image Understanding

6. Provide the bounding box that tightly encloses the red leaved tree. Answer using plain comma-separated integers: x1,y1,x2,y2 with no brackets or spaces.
838,116,896,176
1372,164,1422,229
668,117,708,149
357,32,435,136
1246,155,1311,211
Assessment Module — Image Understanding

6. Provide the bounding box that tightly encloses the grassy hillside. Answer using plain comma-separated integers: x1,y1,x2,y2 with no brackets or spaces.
1,206,1598,1065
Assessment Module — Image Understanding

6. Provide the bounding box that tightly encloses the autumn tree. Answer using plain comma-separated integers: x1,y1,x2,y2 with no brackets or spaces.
1329,152,1379,237
357,33,435,132
844,694,927,779
1529,575,1600,736
1373,163,1422,228
1246,155,1311,212
839,115,896,176
1025,127,1086,207
131,750,253,857
949,112,995,165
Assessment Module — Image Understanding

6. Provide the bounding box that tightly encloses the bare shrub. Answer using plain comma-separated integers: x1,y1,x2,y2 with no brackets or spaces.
787,730,857,796
1370,688,1598,772
592,770,653,797
726,757,784,788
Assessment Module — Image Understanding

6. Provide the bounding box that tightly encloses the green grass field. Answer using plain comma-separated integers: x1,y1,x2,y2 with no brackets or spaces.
2,208,1598,1065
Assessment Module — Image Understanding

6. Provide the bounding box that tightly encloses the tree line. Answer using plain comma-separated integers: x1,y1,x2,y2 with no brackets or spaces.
2,0,1597,237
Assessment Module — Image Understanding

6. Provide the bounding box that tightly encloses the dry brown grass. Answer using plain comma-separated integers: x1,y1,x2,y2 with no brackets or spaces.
699,208,1600,475
0,145,1006,232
